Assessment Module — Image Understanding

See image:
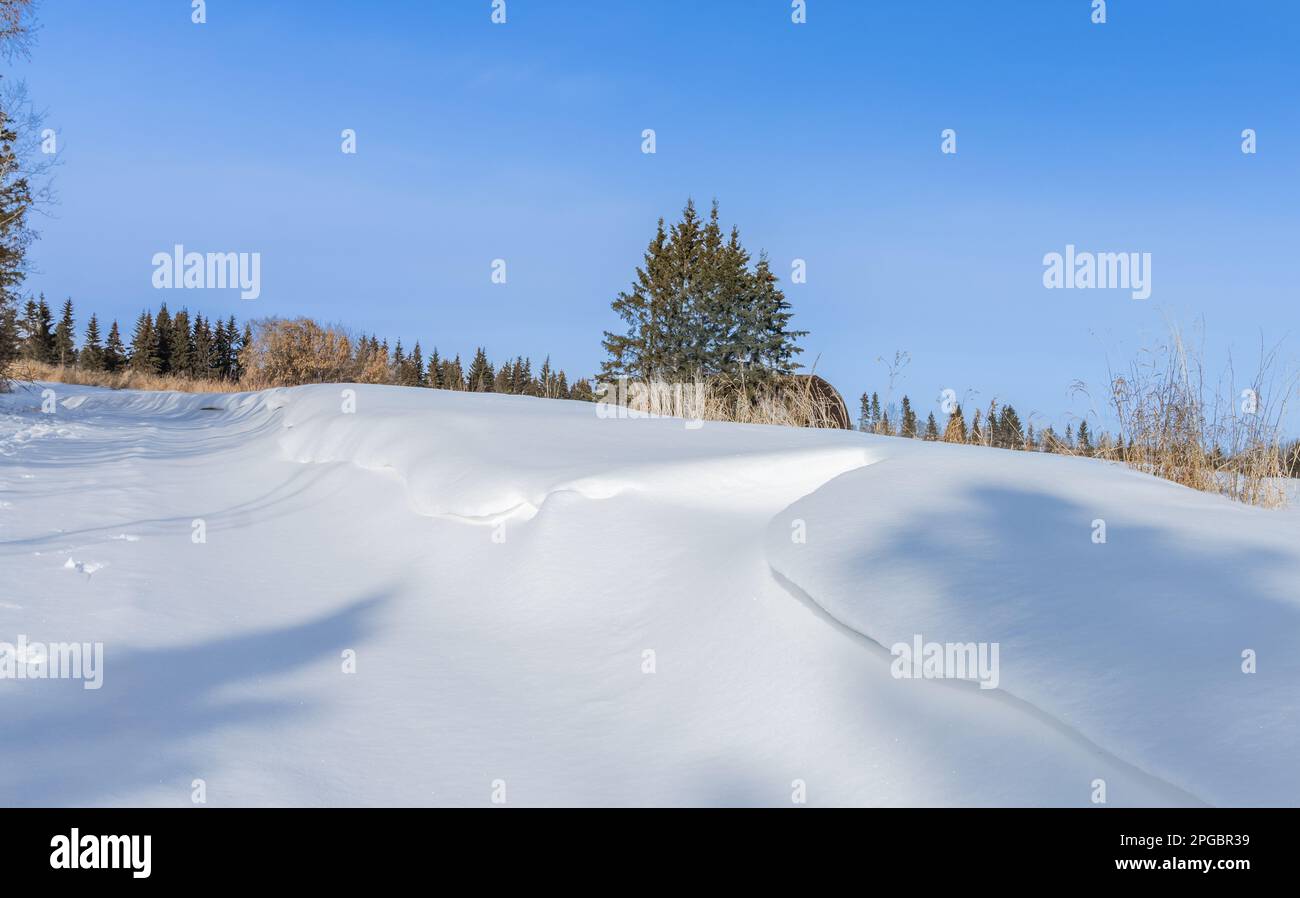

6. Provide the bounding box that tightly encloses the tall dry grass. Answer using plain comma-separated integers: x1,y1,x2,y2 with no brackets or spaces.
599,373,846,429
6,360,234,393
1105,326,1295,508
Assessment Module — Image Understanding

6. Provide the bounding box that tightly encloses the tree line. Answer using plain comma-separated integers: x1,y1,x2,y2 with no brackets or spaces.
859,390,1107,455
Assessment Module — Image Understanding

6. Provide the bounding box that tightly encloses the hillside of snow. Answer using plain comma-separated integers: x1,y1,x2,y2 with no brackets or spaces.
2,381,1297,807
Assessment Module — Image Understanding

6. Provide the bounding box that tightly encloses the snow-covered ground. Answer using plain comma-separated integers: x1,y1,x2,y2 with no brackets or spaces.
2,381,1297,807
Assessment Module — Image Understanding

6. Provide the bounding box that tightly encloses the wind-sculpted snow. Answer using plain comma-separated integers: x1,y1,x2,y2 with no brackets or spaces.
274,385,877,522
765,441,1300,807
1,381,1294,806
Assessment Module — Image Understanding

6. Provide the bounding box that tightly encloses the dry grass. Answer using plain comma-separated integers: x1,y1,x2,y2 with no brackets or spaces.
5,360,234,393
1105,326,1295,508
602,373,846,429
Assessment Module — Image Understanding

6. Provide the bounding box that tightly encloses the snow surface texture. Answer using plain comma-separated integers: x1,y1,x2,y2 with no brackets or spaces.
1,382,1296,807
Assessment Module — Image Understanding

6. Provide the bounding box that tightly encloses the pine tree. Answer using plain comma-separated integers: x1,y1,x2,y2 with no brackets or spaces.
858,393,870,432
923,412,939,441
23,294,54,362
870,393,881,431
427,347,443,389
170,308,192,376
1077,419,1092,456
466,347,493,392
212,316,233,380
80,314,104,371
192,314,212,378
411,341,426,387
154,304,172,374
602,200,805,382
130,310,159,373
1000,405,1024,450
900,395,918,438
53,297,75,366
103,320,126,373
970,408,983,446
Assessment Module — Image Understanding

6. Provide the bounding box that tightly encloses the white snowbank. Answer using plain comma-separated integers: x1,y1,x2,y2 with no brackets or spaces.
1,381,1295,806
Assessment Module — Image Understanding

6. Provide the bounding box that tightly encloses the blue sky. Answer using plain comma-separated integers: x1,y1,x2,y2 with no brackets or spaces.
14,0,1300,430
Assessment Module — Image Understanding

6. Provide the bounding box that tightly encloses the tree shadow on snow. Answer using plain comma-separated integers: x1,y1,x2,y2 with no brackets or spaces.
0,591,386,806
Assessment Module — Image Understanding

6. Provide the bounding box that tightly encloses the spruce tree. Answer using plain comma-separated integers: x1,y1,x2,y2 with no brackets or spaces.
411,341,425,387
212,316,233,379
1000,405,1024,450
602,200,805,382
900,395,918,438
130,310,159,373
80,313,104,371
25,294,53,362
923,412,939,441
154,304,172,374
970,408,983,446
103,320,126,373
53,297,75,366
427,347,443,389
192,314,212,378
1077,420,1092,456
170,308,192,376
466,347,493,392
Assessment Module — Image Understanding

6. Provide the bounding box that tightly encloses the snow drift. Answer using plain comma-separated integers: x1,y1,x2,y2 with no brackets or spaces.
1,382,1296,806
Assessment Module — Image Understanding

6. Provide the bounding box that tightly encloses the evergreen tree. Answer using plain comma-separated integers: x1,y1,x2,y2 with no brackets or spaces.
1077,419,1092,456
870,393,881,430
53,297,75,366
602,200,805,381
999,405,1024,449
466,347,493,392
80,313,104,371
923,412,939,441
130,310,159,373
103,320,126,373
492,363,512,393
212,316,233,379
858,392,870,432
900,395,918,438
427,347,443,389
23,294,53,362
970,408,983,446
410,341,426,387
154,304,172,373
170,308,192,376
191,314,212,378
